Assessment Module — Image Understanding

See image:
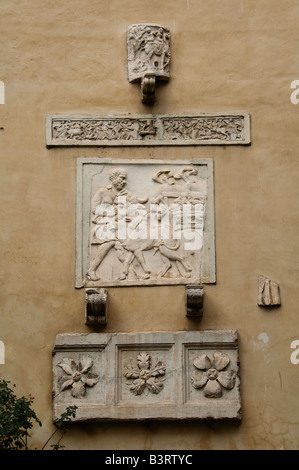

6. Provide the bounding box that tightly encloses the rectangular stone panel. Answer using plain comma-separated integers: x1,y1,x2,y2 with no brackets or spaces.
52,331,241,422
46,113,251,147
75,158,215,288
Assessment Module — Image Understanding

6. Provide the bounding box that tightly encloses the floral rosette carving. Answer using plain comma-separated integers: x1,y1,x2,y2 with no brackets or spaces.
191,351,236,398
57,356,99,398
123,352,166,396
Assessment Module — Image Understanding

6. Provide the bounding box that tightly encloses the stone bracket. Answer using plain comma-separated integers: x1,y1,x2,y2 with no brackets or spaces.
186,285,204,317
85,288,108,325
141,74,156,105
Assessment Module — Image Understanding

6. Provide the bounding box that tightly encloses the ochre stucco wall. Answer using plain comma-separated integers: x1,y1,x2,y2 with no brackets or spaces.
1,0,299,450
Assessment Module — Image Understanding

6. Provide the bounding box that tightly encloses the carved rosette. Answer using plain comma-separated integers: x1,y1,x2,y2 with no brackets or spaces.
57,356,99,398
123,352,166,396
191,351,236,398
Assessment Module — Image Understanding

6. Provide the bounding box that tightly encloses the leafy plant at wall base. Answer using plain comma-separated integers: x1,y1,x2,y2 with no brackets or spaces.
0,380,41,450
41,405,78,450
0,380,77,450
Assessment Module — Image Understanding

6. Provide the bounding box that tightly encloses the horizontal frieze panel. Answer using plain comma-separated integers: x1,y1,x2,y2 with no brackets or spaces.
46,113,251,147
52,330,241,422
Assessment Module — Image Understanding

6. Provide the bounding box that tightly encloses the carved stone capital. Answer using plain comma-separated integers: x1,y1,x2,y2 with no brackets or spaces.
127,24,170,104
85,288,108,325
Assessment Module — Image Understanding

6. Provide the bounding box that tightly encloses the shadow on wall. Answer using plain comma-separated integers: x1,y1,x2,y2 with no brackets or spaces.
64,419,242,450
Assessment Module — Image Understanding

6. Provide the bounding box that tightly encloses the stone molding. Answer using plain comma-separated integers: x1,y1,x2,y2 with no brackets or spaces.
46,113,250,147
52,330,241,422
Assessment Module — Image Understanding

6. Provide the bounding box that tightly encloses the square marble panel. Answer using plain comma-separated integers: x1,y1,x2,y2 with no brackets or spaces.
75,158,215,288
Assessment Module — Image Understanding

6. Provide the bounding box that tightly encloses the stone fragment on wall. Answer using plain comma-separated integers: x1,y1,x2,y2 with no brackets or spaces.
258,276,281,307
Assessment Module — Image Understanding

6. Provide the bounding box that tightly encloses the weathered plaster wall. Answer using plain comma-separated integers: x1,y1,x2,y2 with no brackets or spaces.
1,0,299,449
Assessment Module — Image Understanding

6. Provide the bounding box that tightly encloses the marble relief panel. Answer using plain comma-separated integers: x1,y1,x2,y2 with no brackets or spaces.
75,159,215,288
52,331,241,422
46,113,250,146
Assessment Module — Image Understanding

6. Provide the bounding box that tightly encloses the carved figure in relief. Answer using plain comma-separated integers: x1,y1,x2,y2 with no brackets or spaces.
51,115,246,145
53,119,139,142
86,166,206,283
138,119,156,137
114,211,192,280
112,168,194,280
87,168,147,281
128,25,170,79
163,117,243,141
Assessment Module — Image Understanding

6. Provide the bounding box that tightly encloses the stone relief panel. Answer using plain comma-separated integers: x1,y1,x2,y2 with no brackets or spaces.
52,345,106,410
127,23,171,104
57,356,99,399
122,351,167,397
127,24,171,83
185,348,240,416
191,351,237,398
119,347,172,405
75,159,215,288
52,331,241,422
46,113,250,146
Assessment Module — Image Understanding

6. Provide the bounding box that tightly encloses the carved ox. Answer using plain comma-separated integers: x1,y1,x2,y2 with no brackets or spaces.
115,237,192,280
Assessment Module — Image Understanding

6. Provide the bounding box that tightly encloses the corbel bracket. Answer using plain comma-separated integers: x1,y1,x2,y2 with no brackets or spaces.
127,24,170,105
85,288,108,325
141,74,156,105
186,285,204,318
